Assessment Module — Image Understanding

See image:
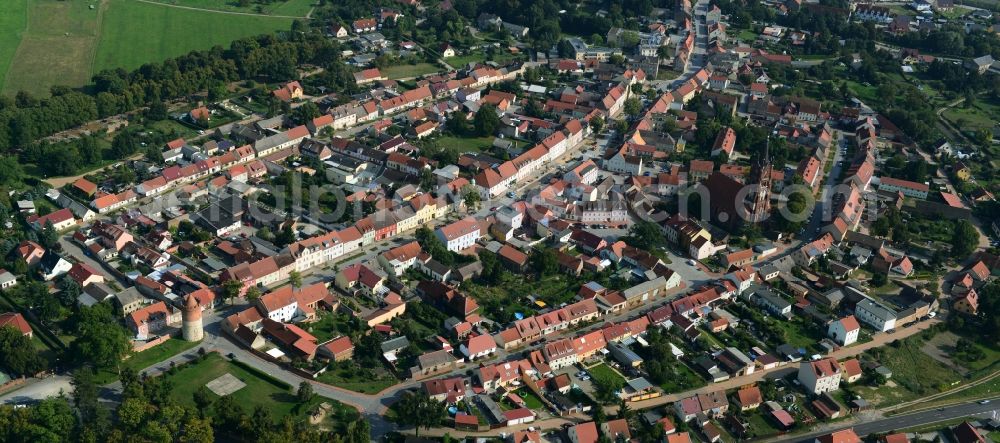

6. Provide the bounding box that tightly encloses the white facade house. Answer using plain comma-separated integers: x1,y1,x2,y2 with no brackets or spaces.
827,315,861,346
798,358,843,394
854,298,897,332
460,334,498,360
436,217,481,252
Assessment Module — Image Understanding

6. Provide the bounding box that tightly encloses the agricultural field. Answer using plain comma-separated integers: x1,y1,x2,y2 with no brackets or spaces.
3,0,103,96
0,0,29,89
1,0,296,97
94,0,294,73
145,0,314,16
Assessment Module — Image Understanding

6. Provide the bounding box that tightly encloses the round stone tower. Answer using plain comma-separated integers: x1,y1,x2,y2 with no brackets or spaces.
181,292,204,342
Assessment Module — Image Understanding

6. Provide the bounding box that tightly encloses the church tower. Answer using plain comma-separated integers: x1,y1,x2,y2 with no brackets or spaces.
182,293,204,342
745,138,773,223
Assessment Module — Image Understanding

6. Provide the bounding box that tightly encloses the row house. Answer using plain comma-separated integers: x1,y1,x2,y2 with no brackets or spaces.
495,299,600,349
91,189,137,214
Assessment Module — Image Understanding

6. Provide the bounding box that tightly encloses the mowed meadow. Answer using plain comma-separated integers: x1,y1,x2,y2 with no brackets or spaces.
1,0,304,97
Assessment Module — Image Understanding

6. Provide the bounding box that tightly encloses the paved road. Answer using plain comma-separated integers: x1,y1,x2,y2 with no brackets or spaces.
59,235,131,287
649,0,709,92
770,397,1000,442
802,131,846,238
0,376,72,405
623,317,940,412
406,278,942,439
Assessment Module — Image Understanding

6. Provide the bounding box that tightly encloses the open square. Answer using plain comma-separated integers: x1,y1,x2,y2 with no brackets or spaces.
205,373,246,397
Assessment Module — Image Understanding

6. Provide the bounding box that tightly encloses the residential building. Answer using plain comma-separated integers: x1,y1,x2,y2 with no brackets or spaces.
827,315,860,346
854,298,897,332
436,217,481,252
798,357,842,394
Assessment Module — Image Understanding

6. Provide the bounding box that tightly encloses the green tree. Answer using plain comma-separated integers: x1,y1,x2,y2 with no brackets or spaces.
346,420,371,443
289,270,303,289
110,130,139,159
291,102,321,125
530,248,558,276
39,220,58,248
951,219,978,258
392,392,444,437
613,119,629,134
245,285,263,301
623,220,666,249
0,156,24,186
591,368,625,403
0,326,44,376
146,101,168,121
419,168,436,192
462,185,481,210
193,386,214,412
70,304,132,370
222,279,242,305
473,105,500,136
590,115,605,134
297,381,314,403
623,97,642,119
180,416,214,443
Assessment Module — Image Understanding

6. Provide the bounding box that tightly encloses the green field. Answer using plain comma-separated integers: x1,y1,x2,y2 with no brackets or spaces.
145,0,314,16
382,63,442,80
941,96,1000,133
0,0,29,89
94,339,201,384
166,353,350,421
850,337,963,407
1,0,295,96
93,0,294,73
3,0,103,96
436,135,496,153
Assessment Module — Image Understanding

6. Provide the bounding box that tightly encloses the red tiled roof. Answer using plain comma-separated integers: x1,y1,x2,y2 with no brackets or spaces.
0,312,32,336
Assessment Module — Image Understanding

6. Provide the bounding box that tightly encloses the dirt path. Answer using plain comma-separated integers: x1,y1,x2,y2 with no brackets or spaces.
42,152,142,188
134,0,310,19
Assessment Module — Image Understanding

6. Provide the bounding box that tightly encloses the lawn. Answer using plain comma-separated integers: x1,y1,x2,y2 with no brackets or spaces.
300,311,358,343
436,135,497,154
382,63,442,80
844,80,880,105
94,0,294,73
0,0,29,89
144,118,201,140
656,359,705,393
315,360,397,394
166,353,356,423
95,338,201,384
144,0,314,16
462,273,582,323
511,388,545,410
588,363,625,383
745,410,785,439
446,49,519,68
